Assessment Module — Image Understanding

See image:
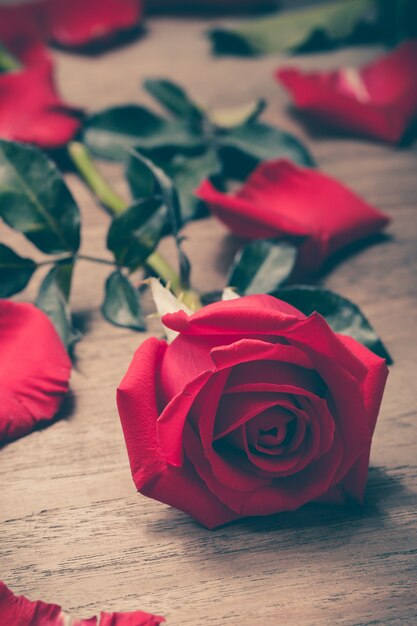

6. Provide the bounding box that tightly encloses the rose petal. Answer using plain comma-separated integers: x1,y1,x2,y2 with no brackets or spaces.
184,418,343,516
196,160,389,273
0,580,165,626
0,301,71,446
117,337,239,528
45,0,143,49
225,359,323,394
0,51,80,149
157,369,217,466
277,41,417,143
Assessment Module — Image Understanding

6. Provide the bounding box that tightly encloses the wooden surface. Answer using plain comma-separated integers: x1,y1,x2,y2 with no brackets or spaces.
1,16,417,626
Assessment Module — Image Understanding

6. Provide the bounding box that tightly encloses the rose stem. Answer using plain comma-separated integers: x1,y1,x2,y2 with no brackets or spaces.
68,141,183,295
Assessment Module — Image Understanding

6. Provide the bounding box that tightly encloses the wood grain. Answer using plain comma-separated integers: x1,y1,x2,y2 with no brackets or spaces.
1,17,416,626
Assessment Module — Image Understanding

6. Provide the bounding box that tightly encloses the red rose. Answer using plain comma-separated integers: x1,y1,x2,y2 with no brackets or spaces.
117,294,388,529
0,580,165,625
0,301,71,446
276,40,417,143
196,159,389,274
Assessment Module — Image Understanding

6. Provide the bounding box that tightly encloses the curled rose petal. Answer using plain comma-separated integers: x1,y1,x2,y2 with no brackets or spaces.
0,301,71,446
0,580,165,625
44,0,144,49
276,41,417,143
118,295,388,528
196,159,389,273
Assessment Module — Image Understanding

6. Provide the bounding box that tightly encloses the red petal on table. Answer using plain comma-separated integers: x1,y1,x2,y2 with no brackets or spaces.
0,50,81,148
196,159,389,273
0,302,71,446
0,580,165,626
277,41,417,143
44,0,143,48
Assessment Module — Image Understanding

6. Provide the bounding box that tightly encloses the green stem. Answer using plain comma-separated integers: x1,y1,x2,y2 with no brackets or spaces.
68,141,185,294
0,44,22,73
78,254,116,266
68,142,126,216
146,251,181,294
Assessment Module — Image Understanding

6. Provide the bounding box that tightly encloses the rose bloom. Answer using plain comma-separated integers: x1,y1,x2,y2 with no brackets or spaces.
276,40,417,143
0,580,165,626
118,295,388,529
196,159,389,274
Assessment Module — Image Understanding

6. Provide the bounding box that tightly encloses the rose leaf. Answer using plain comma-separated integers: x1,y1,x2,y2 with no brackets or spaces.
107,198,167,271
143,78,203,122
272,284,392,363
219,122,315,180
208,0,377,56
228,239,298,295
101,270,146,331
0,243,36,297
128,150,191,287
82,105,203,161
139,146,221,223
36,261,80,353
0,140,80,255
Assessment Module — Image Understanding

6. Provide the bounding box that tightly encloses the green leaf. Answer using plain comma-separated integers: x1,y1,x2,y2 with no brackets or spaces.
219,122,315,180
209,0,377,56
107,198,168,270
128,150,191,287
101,270,145,330
0,140,81,255
0,243,37,297
272,285,392,363
82,105,203,161
36,262,80,353
208,99,266,129
143,78,203,122
140,146,221,222
228,240,297,296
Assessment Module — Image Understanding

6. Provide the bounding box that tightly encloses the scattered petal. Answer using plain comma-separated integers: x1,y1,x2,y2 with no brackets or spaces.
0,580,165,625
277,41,417,143
196,159,389,273
0,301,71,446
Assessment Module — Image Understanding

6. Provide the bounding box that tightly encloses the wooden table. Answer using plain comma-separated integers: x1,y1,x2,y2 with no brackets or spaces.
1,16,417,626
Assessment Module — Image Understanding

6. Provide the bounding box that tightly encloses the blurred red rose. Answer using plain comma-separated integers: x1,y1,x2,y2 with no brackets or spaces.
0,302,71,446
0,580,165,625
117,294,388,529
277,40,417,143
196,159,389,274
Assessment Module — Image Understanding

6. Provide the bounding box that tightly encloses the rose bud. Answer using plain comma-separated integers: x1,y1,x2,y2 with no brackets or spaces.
276,40,417,144
0,301,71,446
117,294,388,529
196,159,389,274
0,580,165,625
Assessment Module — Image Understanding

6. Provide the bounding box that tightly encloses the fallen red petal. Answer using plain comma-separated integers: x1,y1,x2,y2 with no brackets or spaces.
44,0,144,49
0,580,165,625
0,302,71,446
196,159,389,273
277,40,417,143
